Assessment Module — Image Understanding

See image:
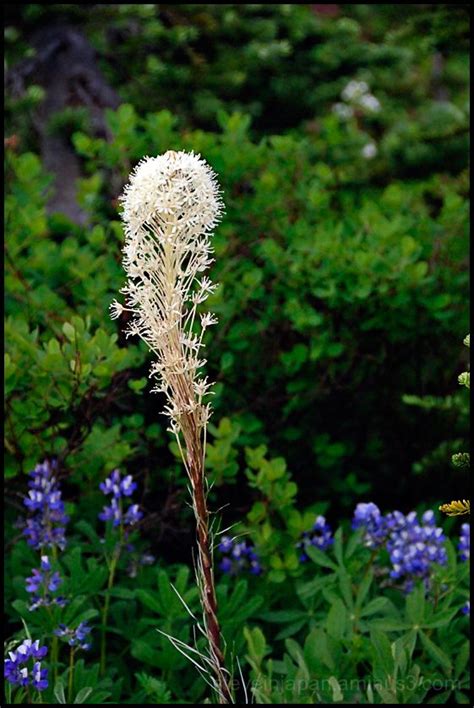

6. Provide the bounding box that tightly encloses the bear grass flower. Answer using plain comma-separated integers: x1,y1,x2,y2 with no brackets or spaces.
4,639,48,691
110,150,223,438
112,150,232,702
22,460,69,551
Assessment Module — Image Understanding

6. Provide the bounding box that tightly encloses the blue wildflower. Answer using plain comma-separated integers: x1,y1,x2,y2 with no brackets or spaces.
218,535,262,575
458,523,470,562
25,555,66,611
4,639,48,691
100,469,137,498
461,600,470,616
54,622,92,651
98,470,142,528
22,460,69,551
298,515,333,561
352,504,448,593
124,503,142,526
352,503,387,548
386,509,447,592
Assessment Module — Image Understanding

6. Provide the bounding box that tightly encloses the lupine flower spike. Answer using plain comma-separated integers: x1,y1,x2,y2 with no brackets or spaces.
353,504,447,592
113,151,231,703
25,555,66,611
22,460,69,551
218,535,262,575
297,515,333,561
54,622,92,651
4,639,48,691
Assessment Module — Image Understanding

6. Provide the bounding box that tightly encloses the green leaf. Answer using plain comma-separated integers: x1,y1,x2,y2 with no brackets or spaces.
284,638,308,677
275,619,308,640
305,545,337,570
369,618,411,631
326,599,346,641
454,640,470,678
355,570,374,611
422,607,458,629
136,589,162,614
304,627,335,671
132,638,165,669
345,529,363,559
63,322,75,341
333,527,344,567
74,687,93,704
260,609,307,623
54,680,66,704
337,569,353,610
360,597,390,617
328,676,344,702
406,585,425,625
374,683,399,704
454,691,471,704
370,629,394,677
418,631,452,673
244,626,267,662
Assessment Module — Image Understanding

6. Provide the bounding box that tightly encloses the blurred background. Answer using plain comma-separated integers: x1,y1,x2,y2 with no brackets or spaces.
5,3,470,557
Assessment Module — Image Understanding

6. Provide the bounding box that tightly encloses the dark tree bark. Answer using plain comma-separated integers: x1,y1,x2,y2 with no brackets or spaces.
6,26,121,225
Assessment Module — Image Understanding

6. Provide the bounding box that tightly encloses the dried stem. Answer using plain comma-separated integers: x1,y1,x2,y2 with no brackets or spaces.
183,416,232,703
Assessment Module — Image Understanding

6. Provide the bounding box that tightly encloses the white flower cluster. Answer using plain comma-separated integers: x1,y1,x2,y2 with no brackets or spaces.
333,79,381,119
361,142,377,159
111,150,224,434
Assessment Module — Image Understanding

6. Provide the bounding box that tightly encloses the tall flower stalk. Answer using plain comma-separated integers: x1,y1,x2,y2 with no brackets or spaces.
111,151,232,702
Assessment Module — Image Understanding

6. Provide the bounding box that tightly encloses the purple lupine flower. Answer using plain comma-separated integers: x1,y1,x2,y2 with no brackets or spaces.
25,556,66,611
351,504,448,593
218,535,234,553
22,460,69,551
54,622,92,651
298,515,333,562
124,503,143,526
99,496,122,526
98,470,142,528
4,639,48,691
31,661,48,691
352,503,388,549
458,523,470,562
218,536,262,575
386,509,447,592
100,469,137,498
219,557,233,573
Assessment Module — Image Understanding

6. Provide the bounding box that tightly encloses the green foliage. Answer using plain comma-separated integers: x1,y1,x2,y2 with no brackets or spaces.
243,532,469,704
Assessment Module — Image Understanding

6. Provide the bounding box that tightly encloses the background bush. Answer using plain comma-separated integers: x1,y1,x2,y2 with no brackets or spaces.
4,4,470,705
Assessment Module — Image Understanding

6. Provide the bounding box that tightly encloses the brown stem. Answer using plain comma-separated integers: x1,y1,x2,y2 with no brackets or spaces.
186,427,232,704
